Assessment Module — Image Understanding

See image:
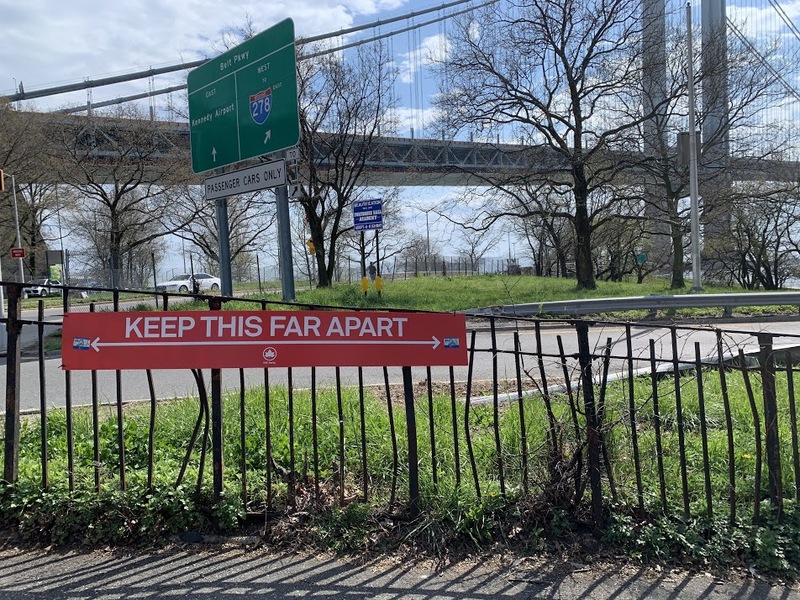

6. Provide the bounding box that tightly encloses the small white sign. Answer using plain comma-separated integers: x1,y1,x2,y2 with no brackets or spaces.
286,147,299,161
288,184,302,198
204,159,287,200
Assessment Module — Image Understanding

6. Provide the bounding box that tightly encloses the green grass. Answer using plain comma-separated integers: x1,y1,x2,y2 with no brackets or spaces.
225,274,786,317
6,360,800,576
12,274,792,317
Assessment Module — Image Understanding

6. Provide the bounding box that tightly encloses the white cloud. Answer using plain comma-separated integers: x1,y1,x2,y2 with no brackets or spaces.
397,33,449,84
0,0,418,108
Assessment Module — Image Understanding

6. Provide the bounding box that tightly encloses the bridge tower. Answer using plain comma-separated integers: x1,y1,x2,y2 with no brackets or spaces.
699,0,732,275
642,0,731,284
641,0,670,277
701,0,730,164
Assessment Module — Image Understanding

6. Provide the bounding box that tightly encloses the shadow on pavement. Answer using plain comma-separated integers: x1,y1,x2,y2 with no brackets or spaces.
0,545,796,599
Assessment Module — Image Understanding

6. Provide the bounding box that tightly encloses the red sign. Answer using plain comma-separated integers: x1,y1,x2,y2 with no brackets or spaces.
61,310,467,371
10,248,24,259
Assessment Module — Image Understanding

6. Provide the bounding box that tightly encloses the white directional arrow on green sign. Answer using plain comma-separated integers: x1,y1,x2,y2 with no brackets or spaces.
187,18,300,174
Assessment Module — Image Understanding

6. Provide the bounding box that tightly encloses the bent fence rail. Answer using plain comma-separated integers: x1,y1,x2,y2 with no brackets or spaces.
2,280,800,533
473,291,800,317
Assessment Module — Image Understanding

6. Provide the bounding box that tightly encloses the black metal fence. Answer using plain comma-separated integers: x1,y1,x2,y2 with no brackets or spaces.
2,280,799,531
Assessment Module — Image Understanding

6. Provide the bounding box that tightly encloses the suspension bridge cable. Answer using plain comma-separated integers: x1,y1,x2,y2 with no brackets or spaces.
6,0,493,104
767,0,800,42
54,0,497,114
727,17,800,103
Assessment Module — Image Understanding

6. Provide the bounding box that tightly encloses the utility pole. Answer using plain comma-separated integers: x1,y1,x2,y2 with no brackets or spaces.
687,2,703,292
10,173,24,282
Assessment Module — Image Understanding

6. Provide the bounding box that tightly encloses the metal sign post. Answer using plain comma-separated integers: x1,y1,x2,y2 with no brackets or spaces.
354,199,383,296
187,18,301,499
0,254,6,354
215,197,233,296
10,174,24,282
276,175,295,302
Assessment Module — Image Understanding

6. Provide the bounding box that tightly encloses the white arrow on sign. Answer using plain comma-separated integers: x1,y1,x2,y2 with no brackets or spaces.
90,336,441,351
211,147,217,162
264,130,272,144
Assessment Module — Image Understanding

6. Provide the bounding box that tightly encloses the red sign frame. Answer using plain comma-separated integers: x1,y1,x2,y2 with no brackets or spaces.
10,248,25,259
61,310,468,371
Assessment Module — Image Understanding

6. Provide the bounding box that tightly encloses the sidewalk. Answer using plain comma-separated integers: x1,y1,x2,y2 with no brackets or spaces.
0,544,796,599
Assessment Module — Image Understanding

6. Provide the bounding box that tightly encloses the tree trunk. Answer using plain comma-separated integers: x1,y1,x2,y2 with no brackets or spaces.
670,220,686,289
110,215,123,289
572,163,596,289
573,206,596,290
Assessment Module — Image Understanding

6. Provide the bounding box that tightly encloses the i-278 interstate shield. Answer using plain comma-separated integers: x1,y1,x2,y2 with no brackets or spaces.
61,311,467,371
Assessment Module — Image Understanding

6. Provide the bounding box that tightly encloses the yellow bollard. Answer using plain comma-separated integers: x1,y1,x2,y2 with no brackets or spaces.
361,276,368,296
375,276,383,293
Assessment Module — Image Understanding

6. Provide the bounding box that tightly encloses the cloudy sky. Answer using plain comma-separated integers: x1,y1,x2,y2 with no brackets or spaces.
0,0,445,119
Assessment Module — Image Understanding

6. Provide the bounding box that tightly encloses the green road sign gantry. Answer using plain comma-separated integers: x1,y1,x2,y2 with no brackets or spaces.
187,18,300,174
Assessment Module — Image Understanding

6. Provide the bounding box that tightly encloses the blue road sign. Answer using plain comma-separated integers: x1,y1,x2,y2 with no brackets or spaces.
353,199,383,231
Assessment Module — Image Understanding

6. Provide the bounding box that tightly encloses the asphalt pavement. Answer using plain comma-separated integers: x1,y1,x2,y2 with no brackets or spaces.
0,543,796,599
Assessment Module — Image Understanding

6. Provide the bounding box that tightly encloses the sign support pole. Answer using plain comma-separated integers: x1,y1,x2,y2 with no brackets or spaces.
216,197,233,297
402,366,420,515
276,154,296,301
686,3,703,292
209,298,225,500
360,232,367,297
11,174,24,282
375,230,382,297
0,254,6,354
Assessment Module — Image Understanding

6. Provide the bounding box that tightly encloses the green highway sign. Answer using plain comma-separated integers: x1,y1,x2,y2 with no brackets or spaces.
187,18,300,173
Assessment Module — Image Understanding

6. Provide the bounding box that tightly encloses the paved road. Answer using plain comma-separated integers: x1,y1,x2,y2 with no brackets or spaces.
4,311,800,412
0,544,795,599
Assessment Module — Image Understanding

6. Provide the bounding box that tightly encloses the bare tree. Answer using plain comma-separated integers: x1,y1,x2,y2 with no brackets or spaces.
706,186,800,289
630,11,800,289
0,102,61,279
515,210,574,278
399,233,435,276
292,39,398,287
15,183,76,278
66,189,169,287
436,0,687,289
50,105,194,288
169,185,277,280
454,223,502,274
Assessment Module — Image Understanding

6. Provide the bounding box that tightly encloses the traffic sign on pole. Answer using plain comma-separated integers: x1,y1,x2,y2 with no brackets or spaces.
353,198,383,231
187,18,300,173
204,159,286,200
10,248,24,259
61,310,467,370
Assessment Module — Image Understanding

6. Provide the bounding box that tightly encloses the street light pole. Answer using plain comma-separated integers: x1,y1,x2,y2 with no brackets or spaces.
425,211,431,257
687,2,703,292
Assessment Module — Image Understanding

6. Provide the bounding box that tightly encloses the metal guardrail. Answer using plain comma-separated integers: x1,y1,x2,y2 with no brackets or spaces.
468,291,800,317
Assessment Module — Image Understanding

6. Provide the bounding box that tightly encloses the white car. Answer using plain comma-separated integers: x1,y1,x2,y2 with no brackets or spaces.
155,273,221,293
22,278,62,298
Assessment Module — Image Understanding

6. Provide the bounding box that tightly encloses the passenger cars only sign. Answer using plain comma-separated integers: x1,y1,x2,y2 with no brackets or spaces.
62,310,467,370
